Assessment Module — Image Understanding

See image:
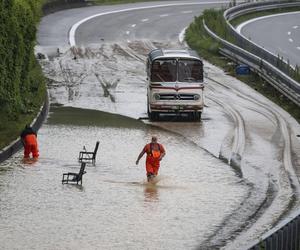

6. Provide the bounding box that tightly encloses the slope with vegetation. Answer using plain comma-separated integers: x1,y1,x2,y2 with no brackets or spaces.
185,7,300,122
0,0,46,149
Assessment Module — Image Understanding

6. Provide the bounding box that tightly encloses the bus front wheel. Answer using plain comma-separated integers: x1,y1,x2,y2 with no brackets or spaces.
149,111,159,121
189,112,201,121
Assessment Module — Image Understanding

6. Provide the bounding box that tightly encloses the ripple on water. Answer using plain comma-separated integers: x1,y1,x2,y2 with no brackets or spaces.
0,108,247,250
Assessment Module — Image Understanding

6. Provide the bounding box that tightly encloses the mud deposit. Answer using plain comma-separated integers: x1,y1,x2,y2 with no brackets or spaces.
1,40,300,249
0,107,246,250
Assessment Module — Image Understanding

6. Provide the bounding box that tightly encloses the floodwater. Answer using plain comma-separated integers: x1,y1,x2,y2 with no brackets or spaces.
0,107,247,250
2,42,300,249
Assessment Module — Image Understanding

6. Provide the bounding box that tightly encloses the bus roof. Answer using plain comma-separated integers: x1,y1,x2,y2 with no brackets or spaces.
148,49,201,62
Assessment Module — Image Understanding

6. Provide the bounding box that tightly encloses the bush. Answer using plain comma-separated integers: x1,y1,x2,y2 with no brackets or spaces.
0,0,45,148
0,0,44,117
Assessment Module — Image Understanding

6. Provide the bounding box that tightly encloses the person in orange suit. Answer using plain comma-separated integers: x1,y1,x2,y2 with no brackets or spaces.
20,125,39,159
136,136,166,182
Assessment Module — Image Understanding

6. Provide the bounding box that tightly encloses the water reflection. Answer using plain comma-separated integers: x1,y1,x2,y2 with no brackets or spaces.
0,107,247,250
62,183,85,191
144,184,159,202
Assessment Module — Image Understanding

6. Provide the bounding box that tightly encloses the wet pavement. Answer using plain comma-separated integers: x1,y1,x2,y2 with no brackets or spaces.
3,40,300,249
2,40,300,249
0,107,247,250
1,1,300,249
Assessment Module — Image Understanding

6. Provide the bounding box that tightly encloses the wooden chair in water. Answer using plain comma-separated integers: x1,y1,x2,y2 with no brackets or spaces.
62,162,86,185
78,141,99,165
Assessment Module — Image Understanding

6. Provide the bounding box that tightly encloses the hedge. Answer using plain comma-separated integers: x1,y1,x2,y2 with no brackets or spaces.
0,0,45,149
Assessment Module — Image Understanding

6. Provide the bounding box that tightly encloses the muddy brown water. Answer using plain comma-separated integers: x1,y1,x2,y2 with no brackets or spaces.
0,107,246,250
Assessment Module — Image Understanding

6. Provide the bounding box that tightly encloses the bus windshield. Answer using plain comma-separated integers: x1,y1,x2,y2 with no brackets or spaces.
178,59,203,82
151,59,177,82
151,59,203,83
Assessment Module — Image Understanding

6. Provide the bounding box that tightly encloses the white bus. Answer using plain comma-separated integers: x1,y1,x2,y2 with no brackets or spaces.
146,49,204,121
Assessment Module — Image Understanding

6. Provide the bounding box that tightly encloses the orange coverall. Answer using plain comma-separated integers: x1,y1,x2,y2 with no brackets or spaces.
23,134,39,158
143,143,165,176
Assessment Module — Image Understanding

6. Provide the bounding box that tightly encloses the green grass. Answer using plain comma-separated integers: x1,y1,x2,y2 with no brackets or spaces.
185,8,300,123
0,62,46,150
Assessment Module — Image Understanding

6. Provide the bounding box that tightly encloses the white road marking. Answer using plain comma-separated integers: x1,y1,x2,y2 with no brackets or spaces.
141,18,149,22
234,11,300,68
182,10,193,14
179,27,188,44
126,31,130,35
160,14,169,17
287,31,291,35
236,11,300,34
289,38,293,43
293,25,299,29
131,24,136,28
69,1,231,46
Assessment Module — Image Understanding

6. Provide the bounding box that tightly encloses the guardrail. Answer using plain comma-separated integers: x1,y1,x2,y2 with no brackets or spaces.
203,20,300,107
206,1,300,107
203,1,300,249
224,1,300,77
248,210,300,250
224,0,300,105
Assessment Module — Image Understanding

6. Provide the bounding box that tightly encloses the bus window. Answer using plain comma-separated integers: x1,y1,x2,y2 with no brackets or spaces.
151,59,176,82
178,59,203,82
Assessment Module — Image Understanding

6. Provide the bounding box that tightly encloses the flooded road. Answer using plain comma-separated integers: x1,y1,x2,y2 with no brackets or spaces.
33,40,300,249
0,107,247,250
2,1,300,249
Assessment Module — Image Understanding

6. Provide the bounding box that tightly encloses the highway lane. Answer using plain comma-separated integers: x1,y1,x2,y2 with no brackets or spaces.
31,2,300,249
237,12,300,67
74,3,227,45
38,0,229,47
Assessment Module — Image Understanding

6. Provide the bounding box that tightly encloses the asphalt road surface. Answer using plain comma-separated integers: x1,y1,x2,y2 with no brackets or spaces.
38,0,229,46
1,2,300,250
238,12,300,67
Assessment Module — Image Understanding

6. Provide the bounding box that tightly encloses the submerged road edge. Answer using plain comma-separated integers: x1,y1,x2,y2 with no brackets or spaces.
0,92,49,164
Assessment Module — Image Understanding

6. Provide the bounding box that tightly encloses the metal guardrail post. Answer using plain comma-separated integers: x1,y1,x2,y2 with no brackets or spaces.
203,19,300,106
223,1,300,77
201,2,300,249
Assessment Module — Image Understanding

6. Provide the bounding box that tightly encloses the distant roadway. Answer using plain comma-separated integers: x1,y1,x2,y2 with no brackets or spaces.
237,12,300,67
38,0,229,46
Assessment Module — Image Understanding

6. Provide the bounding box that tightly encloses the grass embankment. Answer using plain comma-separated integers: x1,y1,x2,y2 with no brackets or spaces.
185,8,300,123
0,0,46,150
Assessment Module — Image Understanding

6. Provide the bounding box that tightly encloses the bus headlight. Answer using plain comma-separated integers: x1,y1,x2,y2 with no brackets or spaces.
153,93,160,100
194,94,200,100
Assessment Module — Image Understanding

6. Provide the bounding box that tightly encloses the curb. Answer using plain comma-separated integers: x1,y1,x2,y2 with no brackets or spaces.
0,92,49,164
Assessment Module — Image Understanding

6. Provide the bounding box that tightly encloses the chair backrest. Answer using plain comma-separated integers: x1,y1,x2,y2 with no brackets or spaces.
93,141,100,157
77,162,86,180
